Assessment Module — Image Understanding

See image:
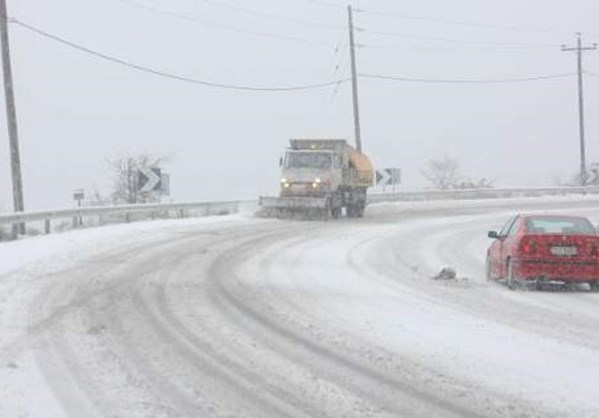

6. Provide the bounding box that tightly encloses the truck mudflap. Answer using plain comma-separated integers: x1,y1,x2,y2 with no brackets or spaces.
259,196,328,209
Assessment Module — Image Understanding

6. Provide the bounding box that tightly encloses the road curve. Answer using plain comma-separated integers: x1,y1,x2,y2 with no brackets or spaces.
1,196,599,417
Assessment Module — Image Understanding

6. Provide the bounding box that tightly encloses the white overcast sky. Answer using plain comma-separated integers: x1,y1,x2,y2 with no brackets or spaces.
1,0,599,211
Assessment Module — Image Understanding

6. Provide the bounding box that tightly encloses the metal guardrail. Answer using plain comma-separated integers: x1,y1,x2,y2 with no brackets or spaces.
369,186,599,203
1,186,597,238
0,200,257,236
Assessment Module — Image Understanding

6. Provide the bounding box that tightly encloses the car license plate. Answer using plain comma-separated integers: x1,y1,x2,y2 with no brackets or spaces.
550,246,577,256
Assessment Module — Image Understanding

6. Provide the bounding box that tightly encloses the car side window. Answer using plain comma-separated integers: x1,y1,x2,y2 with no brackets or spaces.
499,216,516,237
507,217,520,236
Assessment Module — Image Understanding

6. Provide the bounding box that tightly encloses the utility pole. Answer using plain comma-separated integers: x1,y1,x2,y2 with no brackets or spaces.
0,0,25,235
562,33,597,186
347,5,362,152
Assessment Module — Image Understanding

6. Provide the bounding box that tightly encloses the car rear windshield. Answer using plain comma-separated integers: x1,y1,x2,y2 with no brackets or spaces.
525,217,596,235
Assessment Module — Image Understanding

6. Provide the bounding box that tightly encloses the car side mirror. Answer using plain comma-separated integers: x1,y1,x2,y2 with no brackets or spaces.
487,230,499,239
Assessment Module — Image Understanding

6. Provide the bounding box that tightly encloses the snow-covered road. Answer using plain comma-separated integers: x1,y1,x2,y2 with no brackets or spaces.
1,197,599,417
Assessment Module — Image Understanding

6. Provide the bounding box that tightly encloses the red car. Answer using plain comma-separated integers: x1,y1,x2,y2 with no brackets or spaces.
486,214,599,291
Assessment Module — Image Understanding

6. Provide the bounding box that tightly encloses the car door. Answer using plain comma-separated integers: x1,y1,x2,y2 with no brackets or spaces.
499,216,521,276
489,216,517,277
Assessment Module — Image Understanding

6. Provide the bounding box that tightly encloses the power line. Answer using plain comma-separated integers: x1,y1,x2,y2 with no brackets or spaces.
7,18,581,90
307,0,573,36
114,0,334,47
117,0,558,52
11,18,351,92
357,27,556,48
360,72,576,84
585,70,599,77
198,0,343,30
359,43,557,53
306,0,347,10
355,8,568,35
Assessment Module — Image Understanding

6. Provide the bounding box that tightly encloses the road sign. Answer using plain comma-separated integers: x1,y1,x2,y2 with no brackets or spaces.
138,167,162,193
73,189,84,201
376,168,401,186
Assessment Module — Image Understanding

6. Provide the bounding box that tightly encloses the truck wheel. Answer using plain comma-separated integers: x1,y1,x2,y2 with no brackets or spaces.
331,206,341,219
346,206,354,218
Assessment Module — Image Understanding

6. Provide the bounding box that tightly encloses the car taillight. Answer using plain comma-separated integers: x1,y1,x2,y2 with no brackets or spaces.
520,240,538,255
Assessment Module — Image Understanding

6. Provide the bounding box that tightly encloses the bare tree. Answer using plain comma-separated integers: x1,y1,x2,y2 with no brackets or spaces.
108,154,165,204
421,154,461,190
455,177,495,189
422,155,494,190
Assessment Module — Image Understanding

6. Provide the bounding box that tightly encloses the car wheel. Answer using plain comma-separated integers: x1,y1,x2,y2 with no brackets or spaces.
485,257,493,282
506,260,518,290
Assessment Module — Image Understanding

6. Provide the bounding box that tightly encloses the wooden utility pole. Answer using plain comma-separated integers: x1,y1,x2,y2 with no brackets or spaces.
0,0,25,235
562,33,597,186
347,5,362,152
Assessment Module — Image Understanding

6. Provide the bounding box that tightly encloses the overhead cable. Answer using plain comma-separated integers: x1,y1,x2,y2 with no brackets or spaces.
8,19,579,89
199,0,343,30
306,0,347,10
359,28,556,48
11,19,350,92
355,8,568,35
360,42,556,53
308,0,568,35
115,0,334,47
360,72,576,84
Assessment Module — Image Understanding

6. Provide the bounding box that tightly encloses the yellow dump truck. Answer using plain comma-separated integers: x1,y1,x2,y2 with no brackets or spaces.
259,139,374,219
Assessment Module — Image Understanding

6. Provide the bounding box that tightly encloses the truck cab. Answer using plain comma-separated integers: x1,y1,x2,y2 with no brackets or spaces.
280,147,344,198
260,138,373,219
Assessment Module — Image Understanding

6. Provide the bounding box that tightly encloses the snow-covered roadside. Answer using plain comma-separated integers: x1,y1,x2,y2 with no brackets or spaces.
0,213,256,418
369,194,599,217
0,214,252,277
2,195,599,417
235,203,599,417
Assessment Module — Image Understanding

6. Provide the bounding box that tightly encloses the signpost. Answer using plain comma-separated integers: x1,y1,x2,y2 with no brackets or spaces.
160,173,170,196
72,188,84,228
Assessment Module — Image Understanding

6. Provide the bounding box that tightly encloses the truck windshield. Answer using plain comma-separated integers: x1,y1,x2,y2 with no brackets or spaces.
286,152,332,169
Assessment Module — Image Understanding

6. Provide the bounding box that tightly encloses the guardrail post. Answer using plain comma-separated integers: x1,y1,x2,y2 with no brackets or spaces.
44,219,50,234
